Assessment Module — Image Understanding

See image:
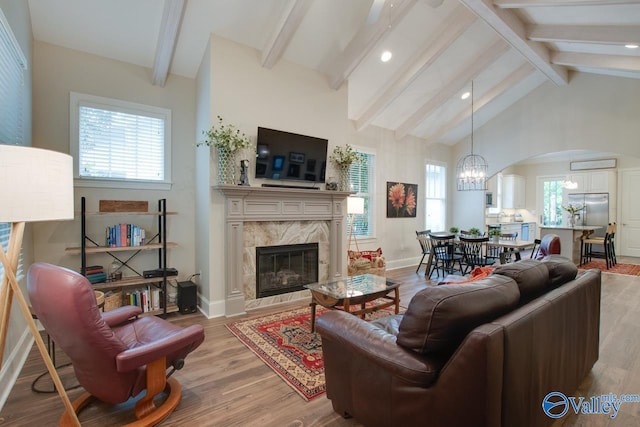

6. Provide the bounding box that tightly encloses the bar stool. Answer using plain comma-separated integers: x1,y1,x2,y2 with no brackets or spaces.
580,223,615,268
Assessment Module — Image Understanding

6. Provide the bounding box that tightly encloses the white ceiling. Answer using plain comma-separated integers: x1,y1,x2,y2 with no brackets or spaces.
27,0,640,147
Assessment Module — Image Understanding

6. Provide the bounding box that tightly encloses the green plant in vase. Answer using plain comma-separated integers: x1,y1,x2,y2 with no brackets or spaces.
448,226,459,234
198,116,251,185
488,228,501,242
330,144,361,191
469,227,481,236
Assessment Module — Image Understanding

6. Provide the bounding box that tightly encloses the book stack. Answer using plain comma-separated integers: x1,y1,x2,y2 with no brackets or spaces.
105,224,146,247
85,265,107,284
125,286,163,313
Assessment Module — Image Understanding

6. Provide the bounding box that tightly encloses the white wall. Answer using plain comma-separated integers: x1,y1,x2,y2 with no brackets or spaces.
31,41,197,289
196,36,451,316
452,73,640,228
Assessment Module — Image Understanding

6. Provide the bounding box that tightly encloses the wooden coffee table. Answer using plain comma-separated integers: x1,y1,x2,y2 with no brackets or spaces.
304,274,400,332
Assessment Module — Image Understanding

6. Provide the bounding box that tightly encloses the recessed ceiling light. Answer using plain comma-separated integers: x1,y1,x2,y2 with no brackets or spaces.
625,44,639,49
461,91,470,100
380,50,392,62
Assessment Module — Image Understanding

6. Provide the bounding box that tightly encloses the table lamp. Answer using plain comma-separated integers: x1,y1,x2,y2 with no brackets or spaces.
347,197,365,253
0,145,80,425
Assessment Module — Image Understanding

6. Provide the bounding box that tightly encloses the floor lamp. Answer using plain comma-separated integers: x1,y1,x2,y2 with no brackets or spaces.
347,197,365,255
0,145,80,425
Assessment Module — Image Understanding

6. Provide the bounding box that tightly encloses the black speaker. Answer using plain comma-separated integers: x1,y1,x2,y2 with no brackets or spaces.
177,281,197,314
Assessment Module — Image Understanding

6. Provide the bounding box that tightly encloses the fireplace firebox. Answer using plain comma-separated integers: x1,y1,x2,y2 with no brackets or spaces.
256,243,319,298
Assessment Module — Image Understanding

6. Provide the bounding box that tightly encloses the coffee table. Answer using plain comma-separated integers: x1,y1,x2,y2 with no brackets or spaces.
304,274,400,332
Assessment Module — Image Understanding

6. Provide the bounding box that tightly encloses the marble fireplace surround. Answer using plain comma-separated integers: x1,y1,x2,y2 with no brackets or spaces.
215,185,352,316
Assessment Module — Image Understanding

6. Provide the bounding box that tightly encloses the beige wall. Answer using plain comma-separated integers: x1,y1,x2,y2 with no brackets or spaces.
31,41,197,292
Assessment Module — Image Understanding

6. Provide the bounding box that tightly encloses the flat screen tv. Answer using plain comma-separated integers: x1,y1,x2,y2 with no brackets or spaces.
254,127,328,183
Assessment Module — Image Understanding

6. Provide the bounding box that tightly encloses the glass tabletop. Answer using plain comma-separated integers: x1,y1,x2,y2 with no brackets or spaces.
304,274,398,299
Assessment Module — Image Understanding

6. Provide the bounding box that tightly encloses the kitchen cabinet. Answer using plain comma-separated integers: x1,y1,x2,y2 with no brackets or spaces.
485,175,498,208
502,174,525,209
565,171,616,194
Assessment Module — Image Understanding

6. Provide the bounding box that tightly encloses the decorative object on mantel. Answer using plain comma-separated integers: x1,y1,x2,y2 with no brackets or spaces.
456,80,488,191
329,144,361,191
386,182,417,218
198,115,251,185
562,203,584,227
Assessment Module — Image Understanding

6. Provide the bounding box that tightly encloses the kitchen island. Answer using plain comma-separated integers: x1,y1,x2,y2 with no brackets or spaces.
539,225,602,264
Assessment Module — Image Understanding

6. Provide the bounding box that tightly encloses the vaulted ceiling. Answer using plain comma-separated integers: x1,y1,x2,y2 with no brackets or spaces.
28,0,640,146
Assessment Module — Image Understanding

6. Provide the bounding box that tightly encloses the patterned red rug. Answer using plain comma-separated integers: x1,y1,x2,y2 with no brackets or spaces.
226,303,402,401
580,260,640,276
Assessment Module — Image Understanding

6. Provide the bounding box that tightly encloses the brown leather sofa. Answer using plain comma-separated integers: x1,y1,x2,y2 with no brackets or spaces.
316,257,601,427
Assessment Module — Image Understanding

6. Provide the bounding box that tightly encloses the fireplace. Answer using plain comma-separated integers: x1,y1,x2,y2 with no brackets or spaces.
256,243,319,298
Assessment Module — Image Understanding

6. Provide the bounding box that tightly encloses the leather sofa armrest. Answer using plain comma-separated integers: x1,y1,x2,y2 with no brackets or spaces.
115,324,204,372
101,305,143,327
316,311,441,385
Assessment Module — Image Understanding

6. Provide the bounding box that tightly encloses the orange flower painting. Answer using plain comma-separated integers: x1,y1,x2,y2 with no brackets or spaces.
386,181,418,218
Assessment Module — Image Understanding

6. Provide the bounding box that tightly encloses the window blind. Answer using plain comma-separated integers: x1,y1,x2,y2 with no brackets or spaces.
78,105,165,181
0,9,27,281
0,8,27,146
348,152,374,238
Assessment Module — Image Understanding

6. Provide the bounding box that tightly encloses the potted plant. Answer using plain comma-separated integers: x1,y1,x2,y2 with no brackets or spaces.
562,204,583,228
448,226,459,235
489,228,501,242
198,116,251,184
329,144,361,191
469,227,481,236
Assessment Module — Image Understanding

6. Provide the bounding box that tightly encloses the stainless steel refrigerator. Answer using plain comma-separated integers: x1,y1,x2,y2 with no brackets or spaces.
566,193,609,237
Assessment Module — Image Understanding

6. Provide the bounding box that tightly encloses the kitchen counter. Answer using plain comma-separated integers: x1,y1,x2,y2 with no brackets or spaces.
540,225,602,263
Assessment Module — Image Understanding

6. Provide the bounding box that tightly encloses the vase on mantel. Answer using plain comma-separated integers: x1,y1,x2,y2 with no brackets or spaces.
217,147,236,185
569,214,576,228
338,163,351,191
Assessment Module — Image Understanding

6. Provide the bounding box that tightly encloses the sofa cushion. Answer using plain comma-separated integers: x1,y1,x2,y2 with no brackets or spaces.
492,260,550,303
541,255,578,289
396,275,519,355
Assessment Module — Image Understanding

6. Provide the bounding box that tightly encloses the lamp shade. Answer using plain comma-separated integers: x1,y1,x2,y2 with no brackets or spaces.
0,145,74,222
347,197,365,215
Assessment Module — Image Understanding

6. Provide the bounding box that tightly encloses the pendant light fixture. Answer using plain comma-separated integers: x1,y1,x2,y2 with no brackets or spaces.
456,80,488,191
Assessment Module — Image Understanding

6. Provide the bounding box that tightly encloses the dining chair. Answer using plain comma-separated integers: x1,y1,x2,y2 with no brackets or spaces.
415,229,433,275
458,236,493,273
428,233,464,277
530,239,542,259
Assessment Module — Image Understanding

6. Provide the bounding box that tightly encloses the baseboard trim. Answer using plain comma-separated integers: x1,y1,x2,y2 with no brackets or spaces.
0,327,33,409
386,256,420,271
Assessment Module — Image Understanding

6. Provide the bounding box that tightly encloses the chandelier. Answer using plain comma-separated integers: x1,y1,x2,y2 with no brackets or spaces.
456,80,488,191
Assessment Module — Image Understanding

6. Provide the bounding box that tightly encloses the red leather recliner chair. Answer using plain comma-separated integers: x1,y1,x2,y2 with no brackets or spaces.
534,234,561,259
27,263,205,426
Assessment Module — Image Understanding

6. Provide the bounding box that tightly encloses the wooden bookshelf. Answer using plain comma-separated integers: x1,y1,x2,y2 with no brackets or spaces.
65,242,177,255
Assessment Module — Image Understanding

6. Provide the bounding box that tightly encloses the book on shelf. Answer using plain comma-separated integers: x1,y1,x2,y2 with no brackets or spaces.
124,285,165,313
86,272,107,284
105,224,146,247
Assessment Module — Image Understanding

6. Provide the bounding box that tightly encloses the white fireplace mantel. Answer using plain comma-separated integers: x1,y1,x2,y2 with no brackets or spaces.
215,185,352,316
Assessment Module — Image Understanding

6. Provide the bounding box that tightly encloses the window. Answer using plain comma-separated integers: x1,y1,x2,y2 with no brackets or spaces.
1,9,27,281
540,177,564,226
348,151,375,238
70,92,172,190
425,161,446,232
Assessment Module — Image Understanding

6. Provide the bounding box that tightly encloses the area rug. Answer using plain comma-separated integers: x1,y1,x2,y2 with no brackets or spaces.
579,260,640,276
226,303,403,401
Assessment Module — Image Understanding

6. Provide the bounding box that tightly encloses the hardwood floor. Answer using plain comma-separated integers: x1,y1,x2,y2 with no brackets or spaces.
1,259,640,426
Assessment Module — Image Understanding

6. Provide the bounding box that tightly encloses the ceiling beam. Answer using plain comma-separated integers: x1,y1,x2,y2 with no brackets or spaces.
551,51,640,72
426,63,535,143
353,5,476,131
528,24,640,45
395,39,509,140
329,0,416,90
261,0,313,69
494,0,640,7
151,0,186,87
460,0,568,86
